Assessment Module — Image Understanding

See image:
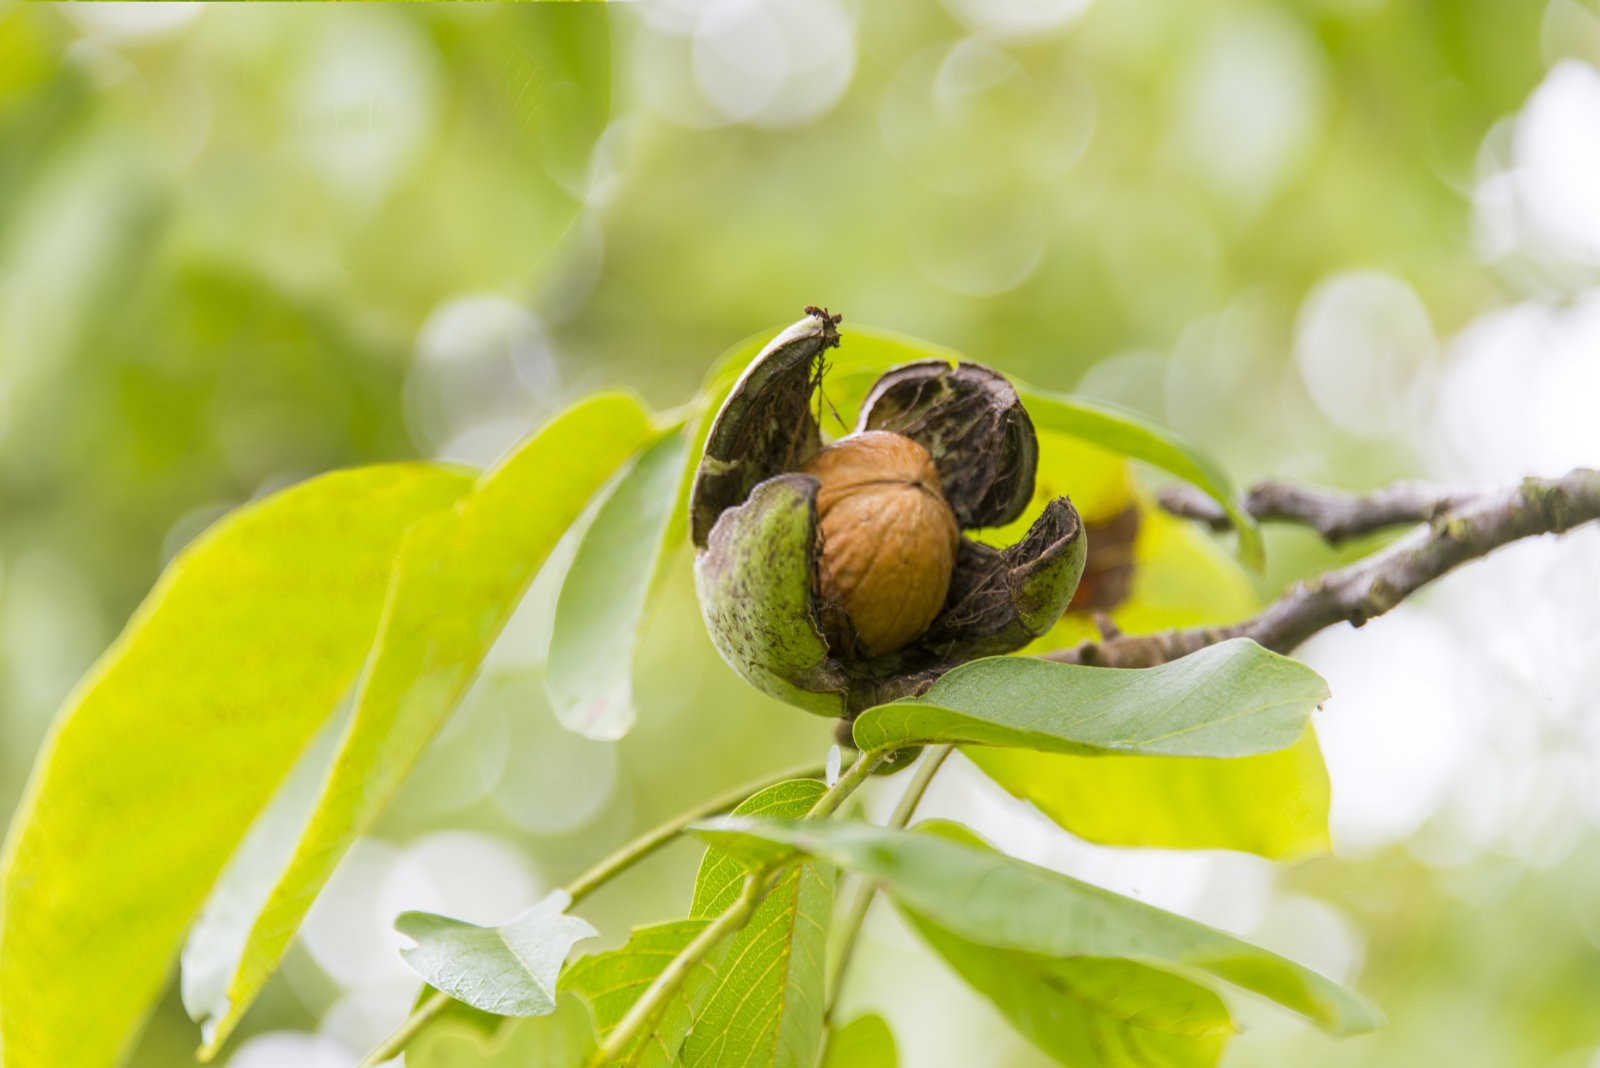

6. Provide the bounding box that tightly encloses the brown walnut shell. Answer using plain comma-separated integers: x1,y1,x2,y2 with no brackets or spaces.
799,431,960,658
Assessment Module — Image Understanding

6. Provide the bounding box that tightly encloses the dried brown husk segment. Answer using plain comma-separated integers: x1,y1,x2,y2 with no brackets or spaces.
800,431,960,658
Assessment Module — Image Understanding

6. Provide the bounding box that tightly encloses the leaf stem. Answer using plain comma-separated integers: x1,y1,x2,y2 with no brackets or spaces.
356,758,825,1067
806,748,885,819
824,744,953,1025
565,758,826,905
585,868,777,1067
583,747,888,1064
358,990,448,1067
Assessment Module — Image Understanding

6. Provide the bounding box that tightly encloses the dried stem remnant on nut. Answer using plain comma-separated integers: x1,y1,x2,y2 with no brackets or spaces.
800,431,960,657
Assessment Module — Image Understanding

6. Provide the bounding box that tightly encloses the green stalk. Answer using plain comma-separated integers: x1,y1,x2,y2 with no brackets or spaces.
824,744,954,1024
355,758,826,1068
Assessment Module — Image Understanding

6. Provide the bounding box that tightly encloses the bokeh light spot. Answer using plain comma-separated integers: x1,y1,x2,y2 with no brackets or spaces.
1173,7,1326,204
1293,270,1437,439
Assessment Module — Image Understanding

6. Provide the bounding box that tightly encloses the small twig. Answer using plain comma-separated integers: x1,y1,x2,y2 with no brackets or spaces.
357,759,826,1067
1158,479,1480,545
1057,468,1600,668
823,744,954,1026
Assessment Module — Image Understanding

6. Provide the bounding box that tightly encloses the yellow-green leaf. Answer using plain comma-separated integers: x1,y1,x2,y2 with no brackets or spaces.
0,464,474,1068
967,735,1331,860
194,392,654,1057
547,429,689,739
821,1014,898,1068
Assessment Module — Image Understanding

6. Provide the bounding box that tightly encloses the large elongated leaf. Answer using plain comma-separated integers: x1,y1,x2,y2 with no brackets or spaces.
821,1014,898,1068
905,823,1231,1067
194,392,655,1057
689,819,1381,1036
1015,388,1262,570
563,919,722,1067
0,464,474,1068
910,920,1232,1068
547,429,688,740
851,638,1327,758
683,780,831,1068
395,890,597,1016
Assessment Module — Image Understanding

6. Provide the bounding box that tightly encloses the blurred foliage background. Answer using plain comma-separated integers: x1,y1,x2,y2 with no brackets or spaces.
3,1,1600,1065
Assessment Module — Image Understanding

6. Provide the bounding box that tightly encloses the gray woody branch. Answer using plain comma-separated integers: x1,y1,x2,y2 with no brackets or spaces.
1049,468,1600,669
1156,479,1481,546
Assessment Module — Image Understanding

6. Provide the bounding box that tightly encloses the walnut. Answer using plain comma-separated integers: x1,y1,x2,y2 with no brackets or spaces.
800,431,960,657
690,307,1086,719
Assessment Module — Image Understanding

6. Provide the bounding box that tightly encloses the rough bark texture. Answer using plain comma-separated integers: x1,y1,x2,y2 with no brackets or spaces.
1051,468,1600,668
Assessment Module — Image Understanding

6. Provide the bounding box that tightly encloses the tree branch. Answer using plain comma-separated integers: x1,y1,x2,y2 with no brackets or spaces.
1052,468,1600,668
1157,479,1480,545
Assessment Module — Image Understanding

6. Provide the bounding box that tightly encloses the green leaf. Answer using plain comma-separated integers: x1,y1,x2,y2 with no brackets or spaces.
395,890,597,1017
683,780,832,1068
904,822,1231,1067
688,819,1381,1037
821,1014,898,1068
999,504,1332,859
851,638,1328,758
0,464,474,1068
406,992,599,1068
194,391,655,1057
1014,388,1263,570
967,735,1331,860
911,921,1232,1068
563,919,722,1067
690,779,825,915
547,428,689,739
